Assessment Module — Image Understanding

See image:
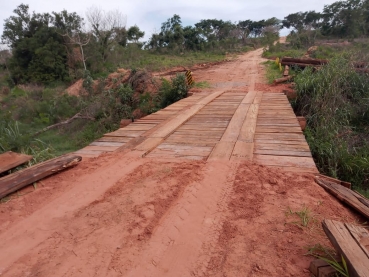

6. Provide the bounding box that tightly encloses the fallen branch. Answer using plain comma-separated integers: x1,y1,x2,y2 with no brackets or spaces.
33,112,95,136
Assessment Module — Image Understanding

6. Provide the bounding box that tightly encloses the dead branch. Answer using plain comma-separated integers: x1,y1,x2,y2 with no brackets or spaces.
33,113,95,136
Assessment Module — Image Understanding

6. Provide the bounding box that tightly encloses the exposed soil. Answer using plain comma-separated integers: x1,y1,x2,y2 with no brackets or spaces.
0,49,364,277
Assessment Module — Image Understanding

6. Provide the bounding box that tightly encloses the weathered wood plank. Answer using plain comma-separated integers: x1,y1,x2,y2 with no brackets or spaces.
254,154,317,168
239,104,259,142
315,178,369,219
256,127,303,133
0,152,33,174
231,141,254,160
0,154,82,199
208,141,235,161
221,104,250,141
89,142,125,147
254,149,312,157
322,220,369,277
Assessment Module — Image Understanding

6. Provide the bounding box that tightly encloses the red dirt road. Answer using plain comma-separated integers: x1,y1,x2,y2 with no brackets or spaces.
0,49,362,277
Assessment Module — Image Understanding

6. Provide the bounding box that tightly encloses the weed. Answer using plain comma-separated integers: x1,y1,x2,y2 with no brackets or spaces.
286,205,314,227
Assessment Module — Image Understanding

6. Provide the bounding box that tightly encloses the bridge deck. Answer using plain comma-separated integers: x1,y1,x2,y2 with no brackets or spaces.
76,90,318,173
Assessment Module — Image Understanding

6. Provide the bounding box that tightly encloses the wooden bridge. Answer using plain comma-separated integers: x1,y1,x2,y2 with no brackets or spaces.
75,89,317,173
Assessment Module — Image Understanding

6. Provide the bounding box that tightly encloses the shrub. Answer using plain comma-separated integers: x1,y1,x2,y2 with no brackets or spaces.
158,73,189,108
293,56,369,193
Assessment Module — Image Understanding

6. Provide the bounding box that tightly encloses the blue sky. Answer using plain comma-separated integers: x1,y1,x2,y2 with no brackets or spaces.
1,0,339,44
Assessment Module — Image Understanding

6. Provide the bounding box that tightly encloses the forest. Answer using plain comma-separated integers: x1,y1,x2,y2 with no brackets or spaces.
0,0,369,194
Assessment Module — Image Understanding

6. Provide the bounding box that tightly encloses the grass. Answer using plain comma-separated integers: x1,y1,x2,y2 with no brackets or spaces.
264,60,283,84
193,81,211,88
286,205,314,227
293,56,369,195
109,45,228,74
262,42,305,59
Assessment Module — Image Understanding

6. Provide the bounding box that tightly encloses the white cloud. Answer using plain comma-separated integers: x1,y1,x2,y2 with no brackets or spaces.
1,0,338,43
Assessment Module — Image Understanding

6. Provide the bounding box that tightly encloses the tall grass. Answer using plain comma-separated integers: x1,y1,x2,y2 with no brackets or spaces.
293,56,369,194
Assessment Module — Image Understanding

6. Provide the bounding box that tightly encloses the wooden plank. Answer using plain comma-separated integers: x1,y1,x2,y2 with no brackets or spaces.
89,142,125,147
315,178,369,220
254,149,312,157
0,154,82,199
254,133,306,140
322,220,369,277
255,143,310,151
104,130,145,138
221,104,250,141
208,141,235,161
253,92,263,104
345,224,369,258
254,154,317,168
0,152,33,174
149,90,225,139
309,259,338,277
241,91,257,104
135,138,164,152
256,127,302,133
239,104,259,142
97,136,132,143
231,141,253,160
255,139,310,145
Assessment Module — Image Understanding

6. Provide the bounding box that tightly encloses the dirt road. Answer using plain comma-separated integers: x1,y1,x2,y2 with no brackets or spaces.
0,49,361,276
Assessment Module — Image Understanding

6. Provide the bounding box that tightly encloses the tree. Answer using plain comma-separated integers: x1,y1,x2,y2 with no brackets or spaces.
127,25,145,43
86,6,127,61
1,4,83,84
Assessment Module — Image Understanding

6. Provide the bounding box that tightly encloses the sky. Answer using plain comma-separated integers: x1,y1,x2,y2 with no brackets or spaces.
0,0,339,44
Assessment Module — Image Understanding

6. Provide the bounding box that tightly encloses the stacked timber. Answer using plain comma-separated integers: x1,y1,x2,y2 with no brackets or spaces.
281,57,328,69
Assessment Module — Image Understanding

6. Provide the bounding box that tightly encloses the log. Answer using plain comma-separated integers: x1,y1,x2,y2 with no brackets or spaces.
0,154,82,199
315,177,369,219
283,65,289,76
281,57,329,66
322,220,369,277
273,75,294,84
0,152,33,174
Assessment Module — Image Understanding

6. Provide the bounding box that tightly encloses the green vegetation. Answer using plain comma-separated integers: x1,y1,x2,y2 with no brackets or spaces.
292,55,369,195
0,72,190,158
306,244,349,277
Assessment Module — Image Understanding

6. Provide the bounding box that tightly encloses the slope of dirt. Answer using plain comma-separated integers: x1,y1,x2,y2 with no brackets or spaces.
0,49,364,277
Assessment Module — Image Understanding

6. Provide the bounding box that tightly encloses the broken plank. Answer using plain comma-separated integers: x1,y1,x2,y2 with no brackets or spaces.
0,154,82,199
315,178,369,220
0,152,33,174
322,219,369,277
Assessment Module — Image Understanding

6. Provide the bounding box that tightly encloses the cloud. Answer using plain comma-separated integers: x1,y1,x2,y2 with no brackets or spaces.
1,0,338,44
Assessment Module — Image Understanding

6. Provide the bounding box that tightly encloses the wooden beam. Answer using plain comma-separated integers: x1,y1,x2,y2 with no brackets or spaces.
0,154,82,199
322,220,369,277
0,152,33,174
315,178,369,219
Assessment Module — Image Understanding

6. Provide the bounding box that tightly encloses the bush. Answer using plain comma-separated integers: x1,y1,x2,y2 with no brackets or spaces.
158,73,190,108
293,56,369,193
